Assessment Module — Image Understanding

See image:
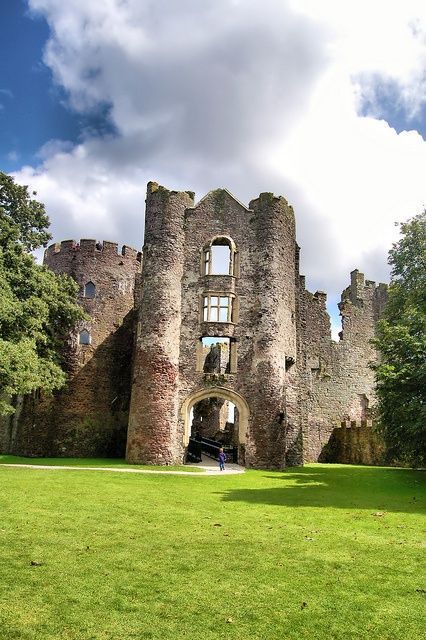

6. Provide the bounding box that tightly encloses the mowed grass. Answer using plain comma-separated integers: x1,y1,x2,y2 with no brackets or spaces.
0,464,424,640
0,455,203,472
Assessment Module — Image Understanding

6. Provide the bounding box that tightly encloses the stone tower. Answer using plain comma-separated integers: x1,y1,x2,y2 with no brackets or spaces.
127,184,195,464
127,183,302,468
4,239,141,457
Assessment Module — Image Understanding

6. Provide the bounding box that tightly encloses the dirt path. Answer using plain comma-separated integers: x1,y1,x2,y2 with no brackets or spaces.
0,459,245,477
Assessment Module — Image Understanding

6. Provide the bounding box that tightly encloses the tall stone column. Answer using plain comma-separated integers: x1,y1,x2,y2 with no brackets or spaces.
246,193,300,468
127,183,194,464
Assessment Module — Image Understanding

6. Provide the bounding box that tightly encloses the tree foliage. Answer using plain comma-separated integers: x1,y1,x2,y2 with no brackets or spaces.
373,210,426,466
0,172,85,415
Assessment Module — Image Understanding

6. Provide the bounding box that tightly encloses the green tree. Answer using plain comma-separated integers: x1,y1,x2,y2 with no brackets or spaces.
373,210,426,466
0,172,85,415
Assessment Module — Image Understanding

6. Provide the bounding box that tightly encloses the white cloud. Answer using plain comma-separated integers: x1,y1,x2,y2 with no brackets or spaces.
16,0,426,316
290,0,426,121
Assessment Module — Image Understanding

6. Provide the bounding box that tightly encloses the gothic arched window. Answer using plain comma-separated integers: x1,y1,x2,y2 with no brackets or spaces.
202,237,237,276
83,281,96,298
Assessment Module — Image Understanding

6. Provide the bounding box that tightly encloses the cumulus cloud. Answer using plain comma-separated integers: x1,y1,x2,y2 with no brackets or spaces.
16,0,426,326
290,0,426,119
29,0,328,160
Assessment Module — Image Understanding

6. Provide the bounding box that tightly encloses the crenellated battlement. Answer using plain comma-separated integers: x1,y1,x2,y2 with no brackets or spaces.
248,192,296,231
340,269,387,308
43,238,142,310
44,239,142,263
339,419,374,428
313,290,327,305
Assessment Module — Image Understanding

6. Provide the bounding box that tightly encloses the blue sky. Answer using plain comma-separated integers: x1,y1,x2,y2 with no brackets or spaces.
1,0,425,337
0,1,75,170
359,79,426,139
0,1,115,172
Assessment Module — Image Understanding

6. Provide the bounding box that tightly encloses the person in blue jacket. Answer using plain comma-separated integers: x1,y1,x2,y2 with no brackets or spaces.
218,448,226,471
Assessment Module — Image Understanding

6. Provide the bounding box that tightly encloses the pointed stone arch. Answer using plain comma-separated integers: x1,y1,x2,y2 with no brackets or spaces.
201,235,238,276
83,281,96,298
181,386,250,447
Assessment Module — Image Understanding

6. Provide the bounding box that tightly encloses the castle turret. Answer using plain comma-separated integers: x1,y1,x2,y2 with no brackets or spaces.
127,183,194,464
5,239,141,457
246,193,300,467
43,239,142,382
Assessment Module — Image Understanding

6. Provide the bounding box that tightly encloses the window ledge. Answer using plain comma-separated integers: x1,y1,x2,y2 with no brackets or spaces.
201,322,236,337
203,373,236,384
202,274,237,278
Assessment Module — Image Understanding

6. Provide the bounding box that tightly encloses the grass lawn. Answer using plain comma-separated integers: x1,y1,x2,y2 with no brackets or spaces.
0,464,424,640
0,455,203,472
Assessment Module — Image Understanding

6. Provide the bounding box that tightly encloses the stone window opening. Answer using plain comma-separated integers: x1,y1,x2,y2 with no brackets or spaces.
202,237,237,276
83,281,96,298
79,329,91,345
196,336,237,374
203,249,210,275
203,294,233,322
202,337,231,374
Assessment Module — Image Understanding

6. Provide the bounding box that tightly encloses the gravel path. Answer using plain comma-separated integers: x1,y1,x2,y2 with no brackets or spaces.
0,458,245,477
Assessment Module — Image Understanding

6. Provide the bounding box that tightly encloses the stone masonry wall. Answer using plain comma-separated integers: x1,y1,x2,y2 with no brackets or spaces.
176,189,257,465
299,270,387,462
247,194,300,467
319,421,386,465
174,188,300,468
1,180,388,469
127,185,302,468
3,239,141,457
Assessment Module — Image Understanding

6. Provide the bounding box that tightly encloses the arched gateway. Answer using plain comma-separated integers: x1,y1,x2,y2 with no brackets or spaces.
181,386,250,448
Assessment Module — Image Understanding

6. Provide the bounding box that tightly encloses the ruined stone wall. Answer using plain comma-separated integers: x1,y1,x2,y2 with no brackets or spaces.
319,421,386,465
1,179,389,469
202,343,230,373
247,194,300,466
3,239,141,457
176,188,254,459
299,270,387,462
191,397,227,438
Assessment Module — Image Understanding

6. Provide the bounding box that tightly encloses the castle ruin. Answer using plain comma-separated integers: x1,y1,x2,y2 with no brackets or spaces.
0,183,388,468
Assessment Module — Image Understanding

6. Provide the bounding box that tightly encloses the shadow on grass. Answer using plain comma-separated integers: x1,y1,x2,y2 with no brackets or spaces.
219,465,425,514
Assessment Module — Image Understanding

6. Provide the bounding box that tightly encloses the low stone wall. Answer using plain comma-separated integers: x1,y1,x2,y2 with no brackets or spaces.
319,422,386,465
